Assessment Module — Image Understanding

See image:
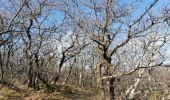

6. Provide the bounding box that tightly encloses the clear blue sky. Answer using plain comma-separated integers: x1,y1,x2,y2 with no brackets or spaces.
0,0,170,58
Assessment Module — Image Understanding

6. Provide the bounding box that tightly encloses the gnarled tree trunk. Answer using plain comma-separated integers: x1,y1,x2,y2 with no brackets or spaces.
96,61,107,100
125,68,145,99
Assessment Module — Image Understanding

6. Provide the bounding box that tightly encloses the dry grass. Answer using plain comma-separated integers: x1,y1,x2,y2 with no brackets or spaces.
0,84,97,100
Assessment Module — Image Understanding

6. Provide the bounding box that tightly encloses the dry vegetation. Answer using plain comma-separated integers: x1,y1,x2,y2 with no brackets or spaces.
0,84,97,100
0,0,170,99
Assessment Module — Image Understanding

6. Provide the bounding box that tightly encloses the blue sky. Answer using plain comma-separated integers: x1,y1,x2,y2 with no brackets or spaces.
0,0,169,25
0,0,170,60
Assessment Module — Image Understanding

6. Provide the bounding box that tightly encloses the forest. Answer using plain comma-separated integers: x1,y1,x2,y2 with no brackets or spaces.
0,0,170,99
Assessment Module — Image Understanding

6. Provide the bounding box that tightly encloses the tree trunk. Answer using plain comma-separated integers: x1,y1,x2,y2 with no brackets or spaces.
28,64,33,87
53,74,60,85
96,61,107,100
106,58,116,100
37,73,51,89
33,53,40,90
109,78,115,100
53,61,64,85
0,52,4,81
125,68,145,99
33,73,39,90
101,80,106,100
63,60,73,85
27,57,34,88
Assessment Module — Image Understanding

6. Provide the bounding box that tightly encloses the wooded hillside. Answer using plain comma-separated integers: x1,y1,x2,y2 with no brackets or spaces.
0,0,170,99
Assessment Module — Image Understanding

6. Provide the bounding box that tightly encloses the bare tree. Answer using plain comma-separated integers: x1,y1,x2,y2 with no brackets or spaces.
60,0,170,99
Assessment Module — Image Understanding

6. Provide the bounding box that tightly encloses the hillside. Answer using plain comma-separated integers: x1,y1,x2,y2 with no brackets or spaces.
0,85,97,100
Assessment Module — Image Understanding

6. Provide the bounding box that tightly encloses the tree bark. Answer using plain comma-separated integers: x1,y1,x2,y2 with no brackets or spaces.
125,68,145,99
28,62,33,87
109,78,115,100
96,61,107,100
